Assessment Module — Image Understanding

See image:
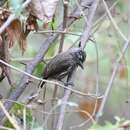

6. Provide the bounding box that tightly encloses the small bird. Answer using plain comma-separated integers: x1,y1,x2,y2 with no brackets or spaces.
39,47,86,88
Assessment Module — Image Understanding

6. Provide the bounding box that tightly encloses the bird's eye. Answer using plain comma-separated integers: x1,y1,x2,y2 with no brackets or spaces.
79,54,83,59
77,52,83,60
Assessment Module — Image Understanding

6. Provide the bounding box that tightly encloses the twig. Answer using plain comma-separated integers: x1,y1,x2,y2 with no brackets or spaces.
0,101,20,130
0,59,98,97
76,0,88,23
2,33,13,86
43,103,59,129
91,0,120,39
56,87,72,130
51,1,69,129
59,0,69,52
91,39,99,118
0,0,32,34
36,30,81,36
23,107,26,130
96,33,130,121
102,0,127,41
80,0,99,49
93,0,120,29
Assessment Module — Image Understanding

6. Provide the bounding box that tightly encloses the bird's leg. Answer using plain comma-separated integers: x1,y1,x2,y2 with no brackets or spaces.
64,66,76,86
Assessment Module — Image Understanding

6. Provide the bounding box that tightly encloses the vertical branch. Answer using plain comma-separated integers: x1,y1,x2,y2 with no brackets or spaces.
56,85,72,130
0,36,5,81
56,1,99,130
2,34,13,86
96,34,130,122
51,1,69,129
80,0,99,49
59,0,69,52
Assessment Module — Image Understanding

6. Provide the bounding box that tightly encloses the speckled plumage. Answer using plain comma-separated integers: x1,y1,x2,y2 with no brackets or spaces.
39,48,86,88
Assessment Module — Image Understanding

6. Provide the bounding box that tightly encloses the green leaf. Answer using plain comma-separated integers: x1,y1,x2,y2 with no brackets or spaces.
34,63,45,77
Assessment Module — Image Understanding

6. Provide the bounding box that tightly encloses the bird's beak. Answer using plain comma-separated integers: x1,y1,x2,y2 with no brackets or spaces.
79,61,84,69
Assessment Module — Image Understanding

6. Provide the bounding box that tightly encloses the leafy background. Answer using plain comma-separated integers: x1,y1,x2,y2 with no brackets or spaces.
0,0,130,130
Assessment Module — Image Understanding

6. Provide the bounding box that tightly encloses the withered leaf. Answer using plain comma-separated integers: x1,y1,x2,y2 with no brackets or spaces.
6,19,27,54
79,96,103,119
28,0,59,23
119,64,128,79
26,14,38,32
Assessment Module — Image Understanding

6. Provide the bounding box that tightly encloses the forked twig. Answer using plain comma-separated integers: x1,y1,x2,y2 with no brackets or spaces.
96,34,130,121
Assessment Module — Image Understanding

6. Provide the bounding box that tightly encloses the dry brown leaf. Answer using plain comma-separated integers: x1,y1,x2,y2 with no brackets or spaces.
28,0,59,22
26,14,38,32
6,19,27,54
0,8,28,53
119,64,128,79
79,96,103,119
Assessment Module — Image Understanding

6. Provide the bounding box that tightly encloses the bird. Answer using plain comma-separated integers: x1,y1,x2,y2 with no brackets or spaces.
39,47,86,88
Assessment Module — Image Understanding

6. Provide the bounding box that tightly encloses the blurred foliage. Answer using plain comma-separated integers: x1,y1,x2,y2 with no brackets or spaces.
4,103,33,129
1,0,130,129
31,127,43,130
88,122,119,130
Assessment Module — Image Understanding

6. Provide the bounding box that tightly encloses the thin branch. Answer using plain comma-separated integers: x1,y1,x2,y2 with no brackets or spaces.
93,0,120,29
56,87,72,130
0,101,20,130
0,14,15,34
96,33,130,121
102,0,127,41
2,34,13,86
36,30,81,36
76,0,88,24
91,39,100,119
52,1,69,129
59,0,69,52
80,0,99,49
0,59,97,97
69,109,95,129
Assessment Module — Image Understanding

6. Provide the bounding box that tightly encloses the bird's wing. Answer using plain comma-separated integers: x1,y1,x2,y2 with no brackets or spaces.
43,53,73,79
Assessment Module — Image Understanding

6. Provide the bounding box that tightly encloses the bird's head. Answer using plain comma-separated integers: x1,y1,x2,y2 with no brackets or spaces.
74,48,86,69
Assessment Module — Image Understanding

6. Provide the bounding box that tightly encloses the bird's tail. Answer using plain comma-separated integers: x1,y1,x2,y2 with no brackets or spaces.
38,80,46,88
